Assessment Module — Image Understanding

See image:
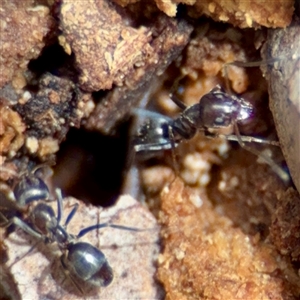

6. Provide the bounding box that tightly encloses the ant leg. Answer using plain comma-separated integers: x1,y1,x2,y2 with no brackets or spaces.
232,123,290,184
64,203,79,228
1,212,44,240
167,125,180,177
10,216,44,240
169,74,187,110
0,211,10,227
55,188,79,228
134,141,174,152
132,108,173,121
204,128,290,183
122,151,142,199
223,134,280,146
1,214,44,267
169,93,187,110
60,254,86,297
8,241,41,268
134,143,157,152
30,164,54,183
55,188,63,225
31,162,55,174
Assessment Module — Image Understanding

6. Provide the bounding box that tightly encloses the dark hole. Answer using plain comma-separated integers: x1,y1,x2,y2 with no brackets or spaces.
28,42,77,78
52,124,130,207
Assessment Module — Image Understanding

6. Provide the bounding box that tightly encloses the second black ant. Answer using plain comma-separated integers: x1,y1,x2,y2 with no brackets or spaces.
0,165,152,295
133,83,290,184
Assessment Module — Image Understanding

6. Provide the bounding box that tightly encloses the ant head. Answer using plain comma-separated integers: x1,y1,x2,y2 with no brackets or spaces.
0,163,54,207
199,86,254,129
13,172,50,207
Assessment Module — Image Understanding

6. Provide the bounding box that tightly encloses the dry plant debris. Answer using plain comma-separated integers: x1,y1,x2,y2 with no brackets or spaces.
0,73,93,161
157,179,300,300
60,0,191,92
0,0,53,89
0,194,161,300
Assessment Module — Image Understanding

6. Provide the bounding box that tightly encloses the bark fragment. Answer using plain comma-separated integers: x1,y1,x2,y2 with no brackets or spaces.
261,19,300,194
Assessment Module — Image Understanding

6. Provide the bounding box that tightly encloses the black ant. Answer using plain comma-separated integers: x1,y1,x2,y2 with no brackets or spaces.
133,84,290,184
0,165,151,294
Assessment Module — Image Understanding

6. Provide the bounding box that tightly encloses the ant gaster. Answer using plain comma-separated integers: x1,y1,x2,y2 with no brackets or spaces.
0,166,147,293
133,85,289,183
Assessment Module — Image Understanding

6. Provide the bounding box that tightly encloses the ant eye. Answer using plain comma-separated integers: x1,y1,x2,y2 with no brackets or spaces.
214,116,226,126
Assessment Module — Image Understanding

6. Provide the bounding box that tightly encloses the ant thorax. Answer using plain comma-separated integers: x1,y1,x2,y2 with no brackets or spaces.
133,110,175,152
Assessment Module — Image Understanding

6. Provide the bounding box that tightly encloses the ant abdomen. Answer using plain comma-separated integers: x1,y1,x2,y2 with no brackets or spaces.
63,242,114,287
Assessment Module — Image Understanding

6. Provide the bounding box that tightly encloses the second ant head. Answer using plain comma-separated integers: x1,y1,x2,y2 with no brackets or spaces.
197,85,254,129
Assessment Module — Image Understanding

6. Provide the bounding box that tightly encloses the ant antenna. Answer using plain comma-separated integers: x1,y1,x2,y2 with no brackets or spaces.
225,56,295,68
167,125,180,177
76,217,157,239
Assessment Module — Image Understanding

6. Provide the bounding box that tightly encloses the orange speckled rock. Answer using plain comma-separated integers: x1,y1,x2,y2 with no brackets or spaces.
158,178,293,299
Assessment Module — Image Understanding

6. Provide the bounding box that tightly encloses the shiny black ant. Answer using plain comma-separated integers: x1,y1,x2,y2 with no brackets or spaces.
0,165,149,294
133,85,289,183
